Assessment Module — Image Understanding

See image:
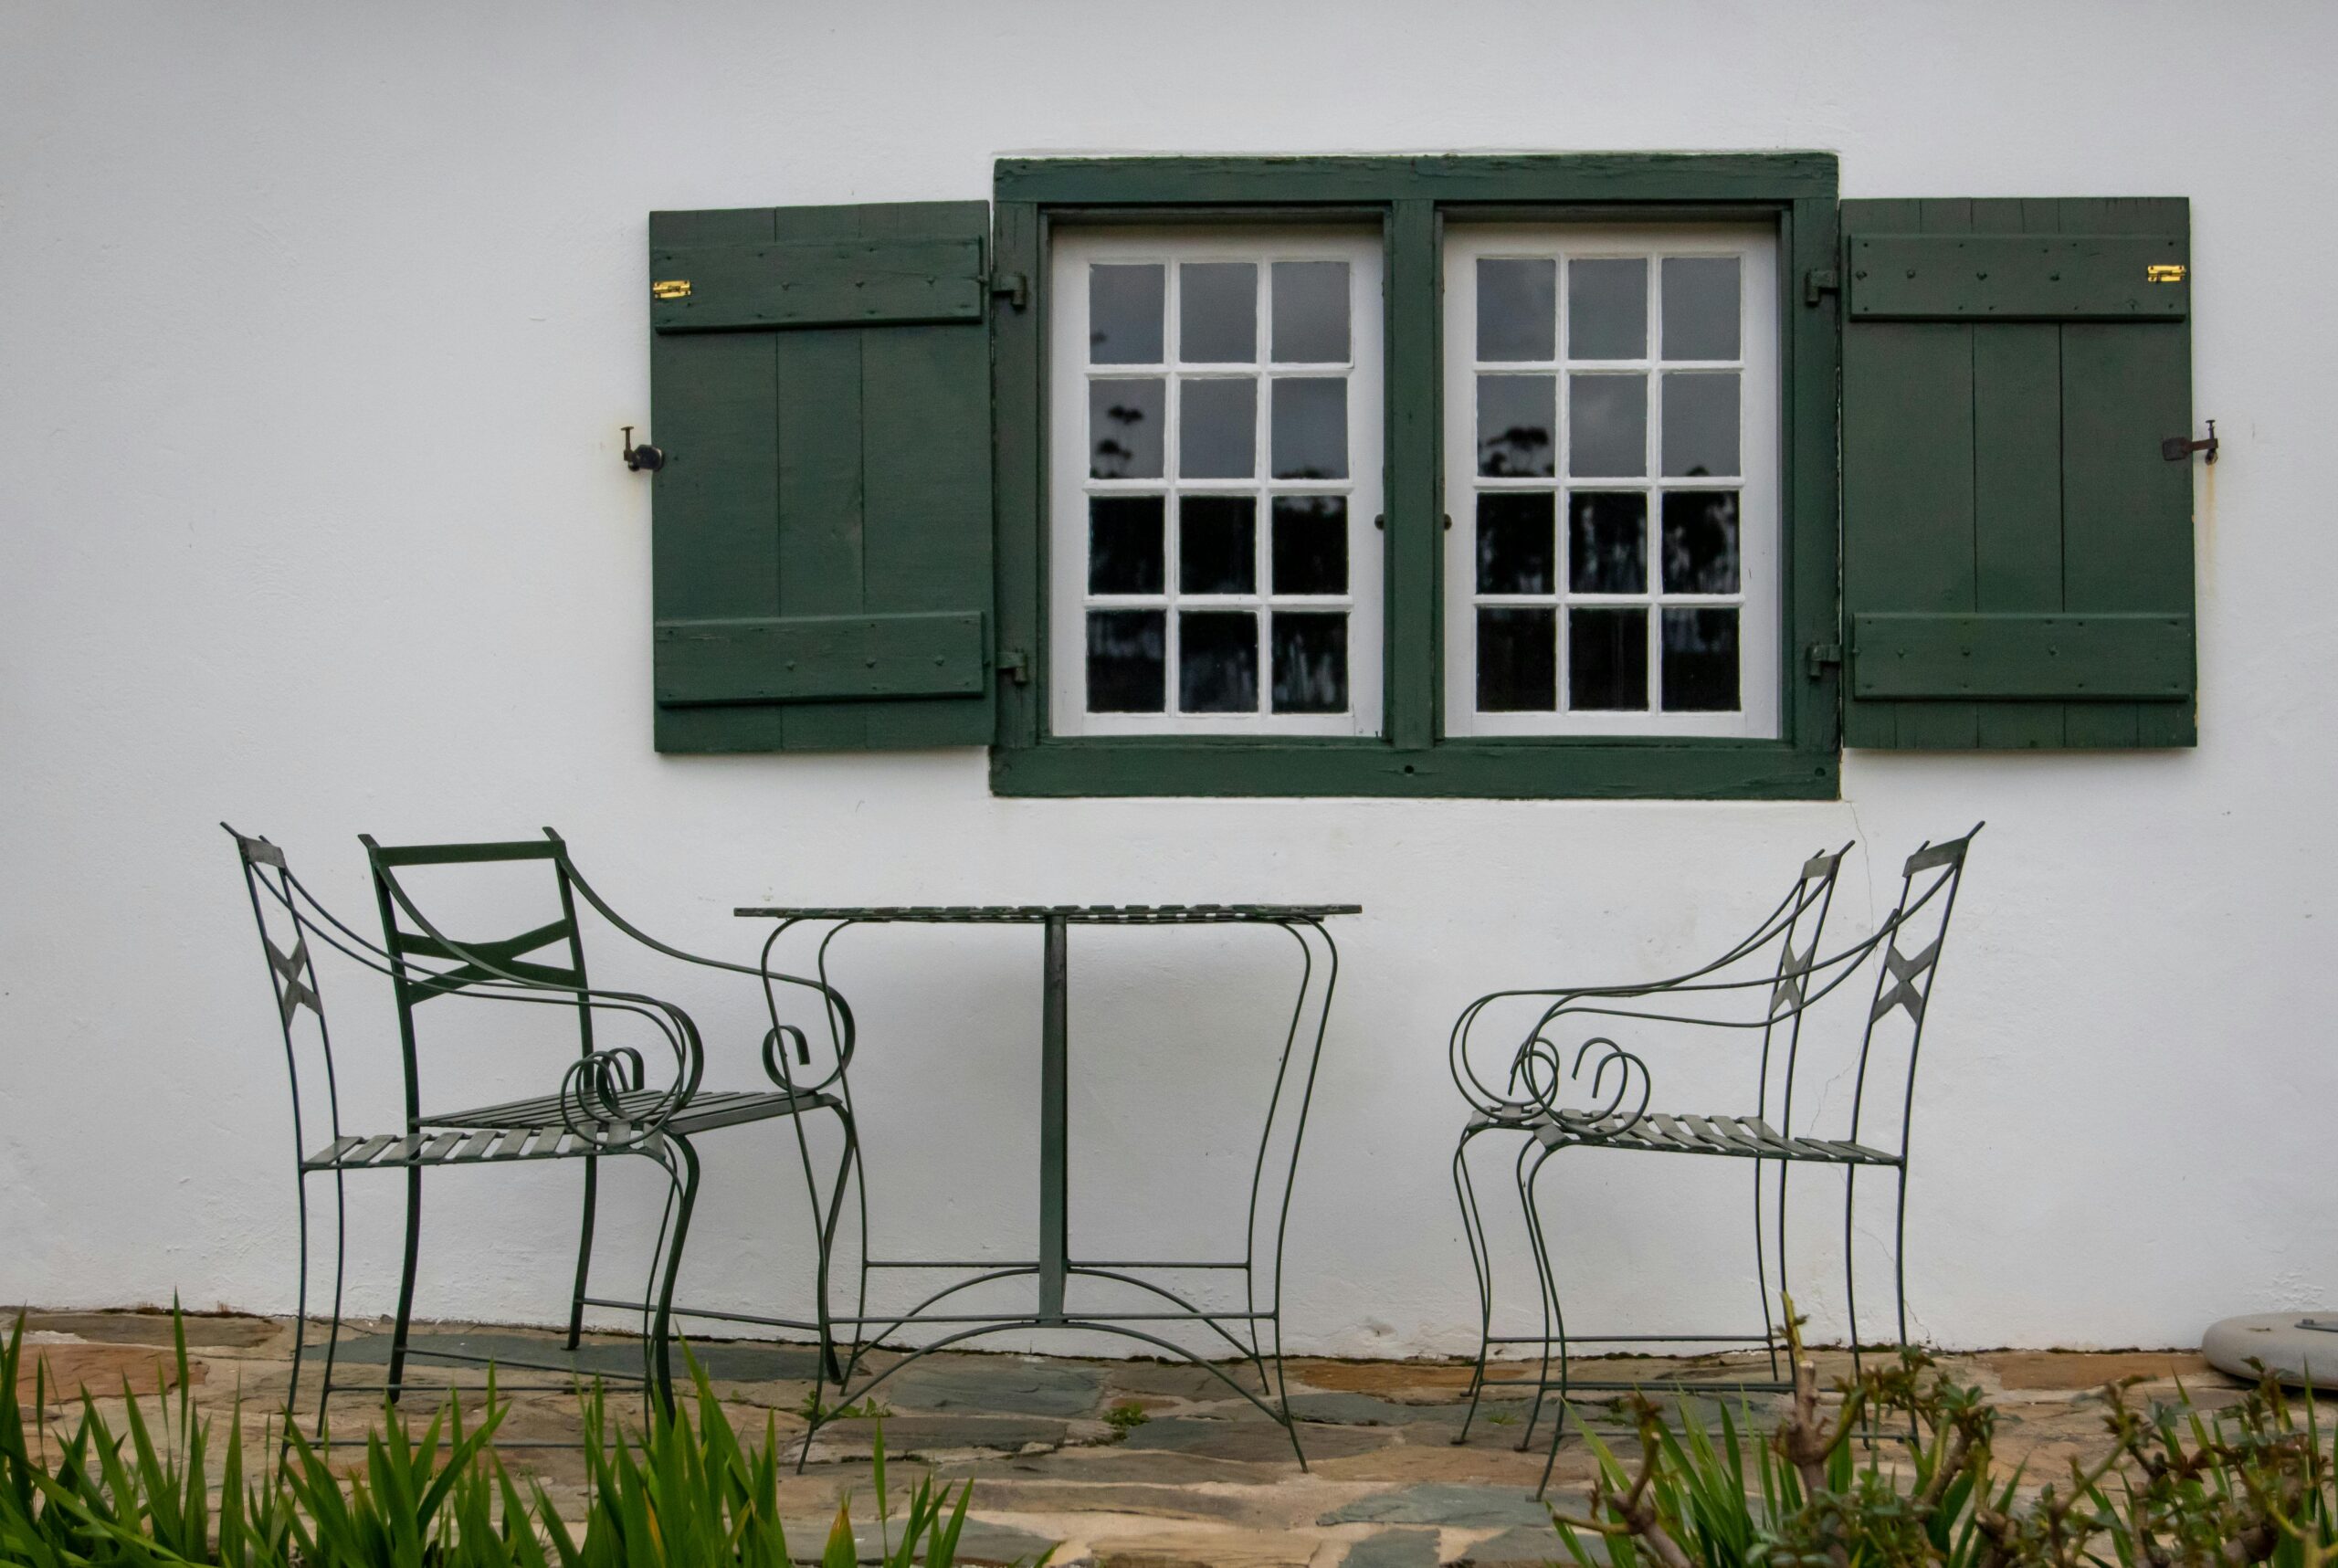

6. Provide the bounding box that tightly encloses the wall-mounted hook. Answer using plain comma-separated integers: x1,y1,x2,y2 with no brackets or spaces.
2161,418,2217,465
622,425,665,472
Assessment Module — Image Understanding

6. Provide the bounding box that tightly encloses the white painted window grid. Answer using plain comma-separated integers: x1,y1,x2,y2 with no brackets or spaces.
1048,227,1385,738
1441,225,1780,739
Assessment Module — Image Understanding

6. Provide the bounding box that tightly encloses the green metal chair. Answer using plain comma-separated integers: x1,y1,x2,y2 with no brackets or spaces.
1449,827,1979,1495
226,825,858,1431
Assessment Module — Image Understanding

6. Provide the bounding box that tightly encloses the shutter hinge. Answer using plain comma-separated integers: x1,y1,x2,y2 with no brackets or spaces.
1806,642,1844,679
988,272,1028,311
996,648,1030,684
1803,268,1840,308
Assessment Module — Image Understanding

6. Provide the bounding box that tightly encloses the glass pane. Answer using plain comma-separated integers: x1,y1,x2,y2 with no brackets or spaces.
1660,490,1741,594
1568,607,1649,710
1271,496,1348,595
1090,378,1164,479
1476,491,1555,595
1477,374,1555,478
1661,372,1740,478
1179,262,1257,363
1662,257,1740,361
1179,377,1256,479
1178,610,1259,713
1568,258,1648,360
1090,264,1164,364
1568,491,1648,594
1088,609,1164,711
1568,374,1647,477
1089,496,1164,595
1270,377,1347,479
1272,261,1349,363
1477,607,1556,711
1661,607,1740,711
1270,612,1349,713
1177,495,1256,595
1477,258,1555,363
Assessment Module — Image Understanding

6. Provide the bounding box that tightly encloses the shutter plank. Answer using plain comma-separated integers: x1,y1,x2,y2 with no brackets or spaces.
2061,202,2194,747
1971,197,2068,748
858,205,997,749
1843,326,1976,742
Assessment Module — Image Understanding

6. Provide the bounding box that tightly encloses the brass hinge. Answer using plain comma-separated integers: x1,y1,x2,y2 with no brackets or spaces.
1806,642,1844,679
651,279,692,300
996,648,1030,683
989,272,1028,311
2147,263,2186,284
1803,268,1840,307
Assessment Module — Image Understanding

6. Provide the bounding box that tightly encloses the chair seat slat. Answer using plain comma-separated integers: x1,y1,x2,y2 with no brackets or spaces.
310,1135,365,1167
453,1130,498,1162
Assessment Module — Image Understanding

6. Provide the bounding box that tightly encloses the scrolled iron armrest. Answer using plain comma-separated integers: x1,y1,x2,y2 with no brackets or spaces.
1509,1032,1652,1139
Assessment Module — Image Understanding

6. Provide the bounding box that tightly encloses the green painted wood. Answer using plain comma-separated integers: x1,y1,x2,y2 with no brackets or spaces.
648,201,995,752
650,238,984,332
1841,195,2194,750
1784,195,1844,761
1842,201,1975,747
1969,202,2069,748
989,739,1835,800
1850,614,2192,699
655,612,986,704
1848,233,2188,321
995,153,1838,205
1387,200,1439,750
986,154,1842,797
990,200,1045,751
2061,198,2196,749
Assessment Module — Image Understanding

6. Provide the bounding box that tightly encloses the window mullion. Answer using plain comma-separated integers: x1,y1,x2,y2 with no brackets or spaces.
1385,199,1441,750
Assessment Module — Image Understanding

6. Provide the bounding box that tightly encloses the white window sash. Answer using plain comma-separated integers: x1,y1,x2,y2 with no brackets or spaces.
1049,227,1385,739
1440,224,1780,740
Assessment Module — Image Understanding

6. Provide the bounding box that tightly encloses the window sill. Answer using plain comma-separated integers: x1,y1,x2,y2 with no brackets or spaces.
989,736,1838,800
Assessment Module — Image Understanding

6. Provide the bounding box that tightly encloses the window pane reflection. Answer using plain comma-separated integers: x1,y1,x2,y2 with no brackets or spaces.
1178,610,1259,713
1478,607,1556,711
1270,613,1348,713
1088,610,1165,711
1568,607,1648,710
1089,496,1164,595
1090,378,1164,479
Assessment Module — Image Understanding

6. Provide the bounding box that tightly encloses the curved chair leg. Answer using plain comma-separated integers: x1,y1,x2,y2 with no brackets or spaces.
1841,1164,1863,1384
812,1109,860,1385
1892,1163,1911,1348
387,1163,422,1404
321,1168,348,1433
648,1139,702,1415
1268,1315,1308,1469
566,1155,599,1351
1451,1128,1499,1445
287,1171,311,1430
1522,1143,1575,1499
1514,1138,1559,1451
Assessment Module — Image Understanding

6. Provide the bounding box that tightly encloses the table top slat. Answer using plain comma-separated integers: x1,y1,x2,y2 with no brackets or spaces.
737,903,1361,922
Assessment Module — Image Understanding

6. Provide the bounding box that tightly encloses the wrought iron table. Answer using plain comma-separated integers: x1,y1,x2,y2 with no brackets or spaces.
734,901,1356,1465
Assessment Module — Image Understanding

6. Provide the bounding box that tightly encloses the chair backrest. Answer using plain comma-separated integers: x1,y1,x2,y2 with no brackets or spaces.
1844,825,1982,1158
361,829,595,1129
226,824,344,1164
1756,845,1848,1132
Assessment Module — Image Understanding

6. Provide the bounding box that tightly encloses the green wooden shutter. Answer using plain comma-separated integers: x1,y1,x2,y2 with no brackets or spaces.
648,202,995,752
1840,198,2196,749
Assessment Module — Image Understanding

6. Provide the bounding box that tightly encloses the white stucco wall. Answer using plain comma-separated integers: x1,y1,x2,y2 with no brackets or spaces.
4,0,2334,1359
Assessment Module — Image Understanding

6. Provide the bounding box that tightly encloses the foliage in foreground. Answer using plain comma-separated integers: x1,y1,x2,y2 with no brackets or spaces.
1553,1297,2338,1568
0,1312,1006,1567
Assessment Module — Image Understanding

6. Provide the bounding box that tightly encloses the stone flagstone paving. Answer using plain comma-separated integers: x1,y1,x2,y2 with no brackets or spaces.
10,1311,2241,1567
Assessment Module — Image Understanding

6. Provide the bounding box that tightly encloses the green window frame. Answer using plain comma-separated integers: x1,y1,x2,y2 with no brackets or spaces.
987,154,1844,799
